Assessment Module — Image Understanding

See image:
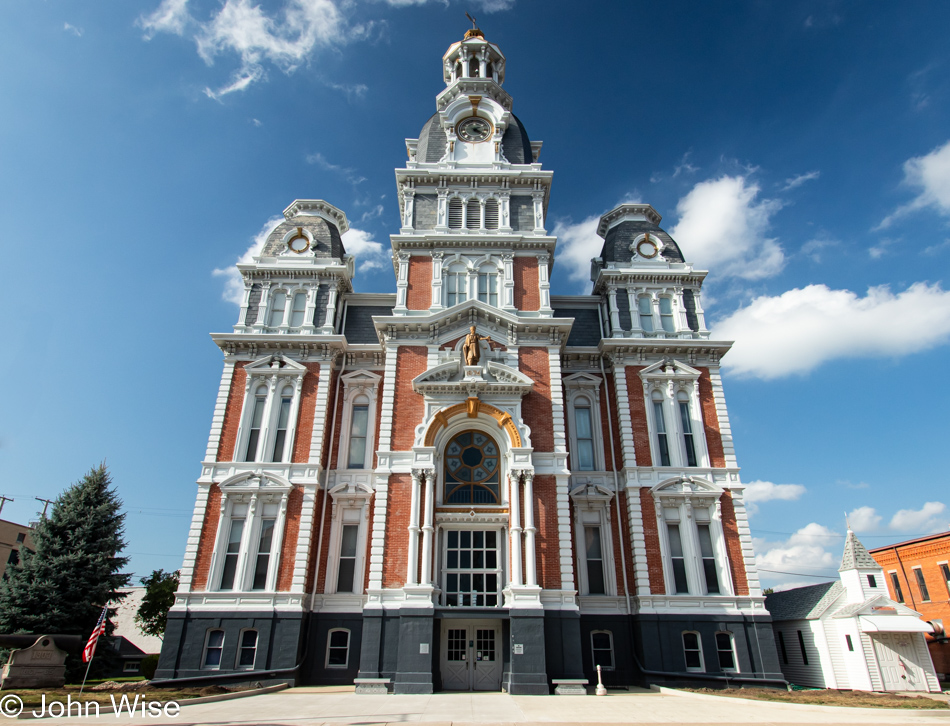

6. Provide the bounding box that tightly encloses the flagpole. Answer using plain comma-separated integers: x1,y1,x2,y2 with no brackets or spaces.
79,655,94,695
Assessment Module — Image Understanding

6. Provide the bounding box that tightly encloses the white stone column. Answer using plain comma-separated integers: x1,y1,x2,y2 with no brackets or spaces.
255,281,273,332
436,190,448,231
607,289,622,336
532,191,545,234
626,288,641,335
692,290,709,333
236,283,252,330
523,472,537,587
304,283,319,331
430,252,444,311
322,282,339,334
502,253,515,310
509,470,523,587
421,468,435,585
499,193,512,232
538,254,553,315
406,468,422,586
267,492,289,591
400,189,415,233
394,252,410,313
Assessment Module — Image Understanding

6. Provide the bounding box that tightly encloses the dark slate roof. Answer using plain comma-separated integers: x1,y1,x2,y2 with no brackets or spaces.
343,305,391,344
501,115,533,164
553,308,602,346
840,530,879,571
600,220,685,266
260,216,345,259
417,113,447,163
765,581,842,621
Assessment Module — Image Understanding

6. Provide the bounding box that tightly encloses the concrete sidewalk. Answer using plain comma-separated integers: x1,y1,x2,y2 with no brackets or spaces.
34,686,950,725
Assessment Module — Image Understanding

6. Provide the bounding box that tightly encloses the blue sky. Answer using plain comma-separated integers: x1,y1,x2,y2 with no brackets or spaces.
2,1,949,590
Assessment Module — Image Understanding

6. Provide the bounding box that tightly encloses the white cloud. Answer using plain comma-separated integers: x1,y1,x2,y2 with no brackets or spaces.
63,22,84,37
139,0,191,38
306,152,366,186
360,204,385,223
869,236,900,259
140,0,358,97
552,215,601,288
743,481,806,504
877,139,950,229
755,523,841,587
847,506,882,532
342,228,388,272
890,502,947,533
323,80,368,100
782,170,820,191
801,234,838,263
712,282,950,378
669,175,785,280
923,239,950,255
212,215,283,304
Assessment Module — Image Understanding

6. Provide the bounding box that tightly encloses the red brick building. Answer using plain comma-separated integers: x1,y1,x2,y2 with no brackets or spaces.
156,28,782,693
870,532,950,680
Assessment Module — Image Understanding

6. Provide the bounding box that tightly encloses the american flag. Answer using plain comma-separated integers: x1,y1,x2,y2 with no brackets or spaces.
82,606,108,663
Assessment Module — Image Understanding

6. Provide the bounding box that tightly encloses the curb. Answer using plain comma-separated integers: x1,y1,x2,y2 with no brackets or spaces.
17,683,288,719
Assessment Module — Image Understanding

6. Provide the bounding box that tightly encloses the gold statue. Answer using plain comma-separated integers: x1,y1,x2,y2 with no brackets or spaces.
462,325,491,366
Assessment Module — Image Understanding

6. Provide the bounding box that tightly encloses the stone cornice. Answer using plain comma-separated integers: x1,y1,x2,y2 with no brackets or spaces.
282,199,349,233
390,234,555,253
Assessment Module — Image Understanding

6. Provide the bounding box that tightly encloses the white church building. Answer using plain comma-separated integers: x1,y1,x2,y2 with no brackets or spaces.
765,529,940,692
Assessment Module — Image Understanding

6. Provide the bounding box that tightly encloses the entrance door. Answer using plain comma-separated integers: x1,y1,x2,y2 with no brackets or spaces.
872,633,925,691
439,620,502,691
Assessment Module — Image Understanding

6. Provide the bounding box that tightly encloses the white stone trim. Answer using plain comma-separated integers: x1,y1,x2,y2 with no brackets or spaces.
706,365,738,467
307,362,331,463
179,483,212,593
205,361,236,461
611,365,637,467
626,485,651,596
728,486,761,596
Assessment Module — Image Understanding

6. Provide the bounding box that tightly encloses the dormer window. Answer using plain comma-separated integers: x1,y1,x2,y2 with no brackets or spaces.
289,292,307,328
659,296,676,333
268,291,287,328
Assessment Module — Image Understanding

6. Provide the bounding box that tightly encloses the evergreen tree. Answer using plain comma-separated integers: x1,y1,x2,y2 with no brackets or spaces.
135,569,179,638
0,464,130,638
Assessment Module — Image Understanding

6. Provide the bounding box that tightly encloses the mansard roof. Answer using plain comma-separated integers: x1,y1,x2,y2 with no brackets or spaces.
414,111,533,165
598,220,685,267
840,529,880,571
257,200,348,259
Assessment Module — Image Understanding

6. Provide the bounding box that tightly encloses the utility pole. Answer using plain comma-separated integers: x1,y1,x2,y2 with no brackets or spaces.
0,496,12,516
35,498,54,518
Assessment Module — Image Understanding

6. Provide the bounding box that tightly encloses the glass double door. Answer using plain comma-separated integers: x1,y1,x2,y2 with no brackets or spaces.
440,619,502,691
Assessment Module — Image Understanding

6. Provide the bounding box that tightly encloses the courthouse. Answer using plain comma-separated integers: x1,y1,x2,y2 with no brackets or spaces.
157,28,782,693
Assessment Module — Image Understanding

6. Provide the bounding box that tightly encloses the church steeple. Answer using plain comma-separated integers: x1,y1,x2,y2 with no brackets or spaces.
839,528,879,572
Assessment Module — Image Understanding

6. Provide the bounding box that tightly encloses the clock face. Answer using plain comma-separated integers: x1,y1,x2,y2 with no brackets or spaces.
636,238,659,259
288,235,310,253
456,116,493,143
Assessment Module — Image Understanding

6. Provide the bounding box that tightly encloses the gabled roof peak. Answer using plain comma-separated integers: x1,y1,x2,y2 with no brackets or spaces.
839,529,879,571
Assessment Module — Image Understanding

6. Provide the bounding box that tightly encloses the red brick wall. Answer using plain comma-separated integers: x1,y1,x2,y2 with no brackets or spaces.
217,365,247,462
870,536,950,627
407,256,432,310
292,364,320,463
625,366,652,467
319,367,341,469
276,486,303,591
513,257,539,311
640,488,665,594
533,475,560,589
392,347,427,450
304,489,328,594
382,473,411,588
720,491,749,595
519,347,553,451
192,484,221,592
600,375,623,471
698,368,726,468
609,491,636,596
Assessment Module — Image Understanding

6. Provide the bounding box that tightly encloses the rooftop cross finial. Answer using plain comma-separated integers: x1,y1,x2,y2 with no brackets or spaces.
465,12,478,29
844,511,852,531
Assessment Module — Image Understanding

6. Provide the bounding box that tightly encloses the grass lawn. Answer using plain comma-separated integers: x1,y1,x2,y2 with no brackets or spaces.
680,687,948,709
3,685,242,713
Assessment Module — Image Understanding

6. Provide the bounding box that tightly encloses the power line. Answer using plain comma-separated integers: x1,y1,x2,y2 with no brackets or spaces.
758,568,838,579
751,528,940,540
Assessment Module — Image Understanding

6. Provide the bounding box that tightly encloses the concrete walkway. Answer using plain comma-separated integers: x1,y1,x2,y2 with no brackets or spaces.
33,686,950,725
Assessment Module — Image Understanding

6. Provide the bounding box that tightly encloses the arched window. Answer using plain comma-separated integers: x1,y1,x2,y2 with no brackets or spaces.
591,631,614,670
445,265,467,307
245,385,268,461
651,390,671,467
466,199,480,229
271,386,294,462
467,55,478,77
573,398,595,471
448,198,463,229
638,295,654,334
326,629,351,668
484,199,499,229
676,391,697,467
444,430,501,504
251,516,275,590
237,629,258,669
477,267,498,307
715,632,737,672
220,516,245,590
202,629,225,669
268,291,287,328
682,631,704,671
659,296,675,333
289,291,307,328
347,395,369,469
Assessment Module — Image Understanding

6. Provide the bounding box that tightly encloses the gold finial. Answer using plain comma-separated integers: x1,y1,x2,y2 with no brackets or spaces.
464,12,484,39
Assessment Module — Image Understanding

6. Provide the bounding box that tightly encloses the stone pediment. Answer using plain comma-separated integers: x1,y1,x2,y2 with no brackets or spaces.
412,357,534,397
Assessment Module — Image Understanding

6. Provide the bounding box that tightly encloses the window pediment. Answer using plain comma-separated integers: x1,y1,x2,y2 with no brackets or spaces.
243,354,308,378
219,471,293,495
639,359,701,383
412,358,533,397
